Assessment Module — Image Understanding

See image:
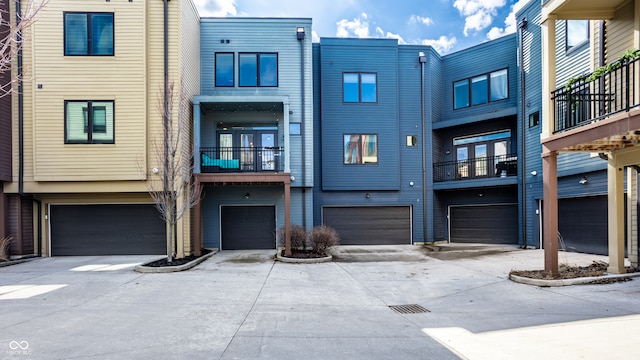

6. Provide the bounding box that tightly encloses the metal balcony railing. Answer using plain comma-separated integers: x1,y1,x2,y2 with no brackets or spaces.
552,55,639,133
200,147,284,173
433,154,517,182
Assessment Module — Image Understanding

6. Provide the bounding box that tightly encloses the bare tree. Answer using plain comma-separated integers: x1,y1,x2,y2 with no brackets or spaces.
0,0,47,98
146,79,201,263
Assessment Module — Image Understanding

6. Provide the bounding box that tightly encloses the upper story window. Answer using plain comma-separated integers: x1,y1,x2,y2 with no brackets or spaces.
566,20,589,52
215,53,234,87
65,100,114,144
239,53,278,87
64,12,114,56
453,69,508,109
343,73,377,103
344,134,378,164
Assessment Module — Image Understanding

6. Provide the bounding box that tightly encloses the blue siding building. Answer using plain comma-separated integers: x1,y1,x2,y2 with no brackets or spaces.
313,35,522,246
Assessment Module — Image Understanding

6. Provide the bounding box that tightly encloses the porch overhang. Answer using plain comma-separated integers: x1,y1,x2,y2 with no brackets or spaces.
542,108,640,153
542,0,628,21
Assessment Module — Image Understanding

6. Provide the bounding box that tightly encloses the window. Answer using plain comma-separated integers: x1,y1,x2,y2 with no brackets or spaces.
65,101,114,144
453,69,508,109
239,53,278,87
343,73,377,103
290,123,302,135
215,53,234,87
453,130,512,178
566,20,589,51
64,12,114,56
344,134,378,164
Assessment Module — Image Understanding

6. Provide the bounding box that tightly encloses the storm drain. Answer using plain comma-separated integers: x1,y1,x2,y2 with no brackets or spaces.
388,304,430,314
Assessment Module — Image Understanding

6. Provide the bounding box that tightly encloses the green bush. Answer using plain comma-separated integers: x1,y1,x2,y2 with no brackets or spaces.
309,225,340,255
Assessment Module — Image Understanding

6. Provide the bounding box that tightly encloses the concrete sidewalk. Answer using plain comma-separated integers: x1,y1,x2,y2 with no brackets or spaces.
1,248,639,359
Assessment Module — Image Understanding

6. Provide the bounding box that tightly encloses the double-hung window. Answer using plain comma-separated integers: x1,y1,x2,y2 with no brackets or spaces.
344,134,378,164
239,53,278,87
453,69,508,109
65,101,114,144
64,12,114,56
343,73,377,103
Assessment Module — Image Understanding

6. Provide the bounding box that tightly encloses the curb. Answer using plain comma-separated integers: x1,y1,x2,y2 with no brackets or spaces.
275,252,332,264
509,271,640,287
0,256,39,268
134,250,217,273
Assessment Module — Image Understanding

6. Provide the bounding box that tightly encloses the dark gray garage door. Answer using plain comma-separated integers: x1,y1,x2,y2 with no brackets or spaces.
221,206,276,250
449,204,518,244
50,204,165,256
322,206,411,245
558,196,609,255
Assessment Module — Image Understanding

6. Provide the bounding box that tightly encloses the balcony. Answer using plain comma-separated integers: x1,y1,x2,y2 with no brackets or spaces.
433,154,517,182
200,147,284,173
552,55,639,134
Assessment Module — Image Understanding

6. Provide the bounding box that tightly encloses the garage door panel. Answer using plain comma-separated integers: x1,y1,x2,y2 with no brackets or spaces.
221,206,276,250
51,204,166,256
450,204,518,244
558,196,608,255
323,206,411,245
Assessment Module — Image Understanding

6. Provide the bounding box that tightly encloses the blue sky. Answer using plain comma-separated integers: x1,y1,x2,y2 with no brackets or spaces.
193,0,531,54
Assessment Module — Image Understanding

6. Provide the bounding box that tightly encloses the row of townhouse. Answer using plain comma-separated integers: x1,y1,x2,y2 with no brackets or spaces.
1,0,639,270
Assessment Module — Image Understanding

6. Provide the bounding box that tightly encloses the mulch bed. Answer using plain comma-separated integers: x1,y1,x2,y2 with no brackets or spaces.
143,249,212,267
510,261,638,284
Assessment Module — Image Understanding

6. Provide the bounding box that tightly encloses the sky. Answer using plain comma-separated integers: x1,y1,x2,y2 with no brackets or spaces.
193,0,532,55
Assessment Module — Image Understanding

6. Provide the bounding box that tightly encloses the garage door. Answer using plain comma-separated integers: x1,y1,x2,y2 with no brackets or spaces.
558,196,608,255
221,206,276,250
50,204,165,256
322,206,411,245
449,204,518,244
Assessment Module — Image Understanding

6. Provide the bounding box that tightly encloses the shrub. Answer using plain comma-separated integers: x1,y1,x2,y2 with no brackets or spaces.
276,225,308,250
0,236,12,262
309,225,340,255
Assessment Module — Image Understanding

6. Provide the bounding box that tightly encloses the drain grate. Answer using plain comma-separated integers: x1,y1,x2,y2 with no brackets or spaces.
389,304,430,314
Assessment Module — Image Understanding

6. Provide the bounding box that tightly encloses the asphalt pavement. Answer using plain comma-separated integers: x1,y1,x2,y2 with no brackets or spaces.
1,246,639,359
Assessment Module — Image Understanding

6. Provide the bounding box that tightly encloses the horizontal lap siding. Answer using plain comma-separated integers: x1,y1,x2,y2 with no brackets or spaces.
605,2,634,63
320,39,400,190
31,1,147,181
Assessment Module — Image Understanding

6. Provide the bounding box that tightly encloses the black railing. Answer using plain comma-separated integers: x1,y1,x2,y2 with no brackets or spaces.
433,154,517,182
552,56,639,133
200,147,284,173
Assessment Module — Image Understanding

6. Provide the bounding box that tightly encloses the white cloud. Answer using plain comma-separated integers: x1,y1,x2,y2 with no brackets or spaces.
376,27,406,44
312,30,321,43
421,36,457,54
453,0,506,36
336,13,371,38
409,15,434,26
486,0,532,40
193,0,237,16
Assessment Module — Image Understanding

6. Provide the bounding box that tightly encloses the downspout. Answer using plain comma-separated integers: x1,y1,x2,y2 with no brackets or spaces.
418,52,427,243
16,0,40,257
298,27,306,229
519,17,528,249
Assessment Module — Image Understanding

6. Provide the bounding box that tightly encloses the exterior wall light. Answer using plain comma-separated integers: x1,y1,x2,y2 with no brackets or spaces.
296,27,305,40
579,176,588,185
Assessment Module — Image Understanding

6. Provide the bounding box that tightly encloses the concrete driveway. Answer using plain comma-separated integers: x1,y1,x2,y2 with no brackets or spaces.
1,248,639,359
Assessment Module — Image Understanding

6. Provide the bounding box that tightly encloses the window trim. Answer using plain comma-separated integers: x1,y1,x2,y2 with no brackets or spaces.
64,100,115,144
565,20,589,53
238,52,279,87
215,52,235,87
453,68,509,110
343,133,379,165
343,72,378,103
63,12,114,56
